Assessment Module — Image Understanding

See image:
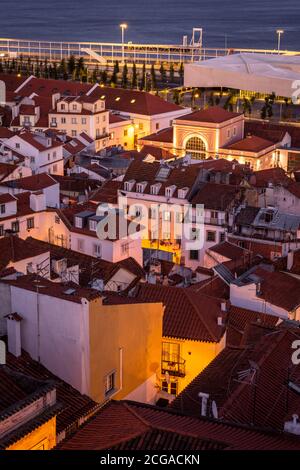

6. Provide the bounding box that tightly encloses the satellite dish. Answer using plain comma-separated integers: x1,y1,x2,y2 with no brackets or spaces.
211,400,218,419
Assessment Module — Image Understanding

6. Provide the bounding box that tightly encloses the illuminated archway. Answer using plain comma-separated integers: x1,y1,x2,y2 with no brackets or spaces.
185,136,207,159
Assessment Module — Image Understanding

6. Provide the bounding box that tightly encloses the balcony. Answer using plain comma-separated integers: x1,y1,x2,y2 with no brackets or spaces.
204,217,226,226
50,122,57,128
95,132,110,141
161,353,186,378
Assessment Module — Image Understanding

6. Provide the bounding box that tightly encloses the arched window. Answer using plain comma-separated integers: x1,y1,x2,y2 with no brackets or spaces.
185,136,206,159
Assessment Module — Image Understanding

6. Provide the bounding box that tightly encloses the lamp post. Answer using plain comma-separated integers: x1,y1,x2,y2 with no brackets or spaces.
276,29,284,54
120,23,127,64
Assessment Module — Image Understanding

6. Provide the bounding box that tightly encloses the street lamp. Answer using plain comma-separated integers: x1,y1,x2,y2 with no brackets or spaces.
276,29,284,54
120,23,128,64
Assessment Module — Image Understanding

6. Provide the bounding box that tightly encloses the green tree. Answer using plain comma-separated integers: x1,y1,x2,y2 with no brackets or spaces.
121,63,128,88
159,63,167,83
150,64,157,90
101,69,108,85
67,55,76,76
179,62,184,85
131,62,137,89
169,63,175,83
140,63,146,90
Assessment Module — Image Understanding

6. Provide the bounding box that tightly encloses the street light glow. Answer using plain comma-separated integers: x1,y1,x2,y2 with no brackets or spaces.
120,23,128,29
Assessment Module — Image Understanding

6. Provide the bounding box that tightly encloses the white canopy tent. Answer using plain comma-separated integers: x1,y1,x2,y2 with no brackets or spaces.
184,53,300,101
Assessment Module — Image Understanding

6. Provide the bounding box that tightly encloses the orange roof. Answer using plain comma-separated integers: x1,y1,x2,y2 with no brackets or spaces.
222,135,276,153
175,106,242,124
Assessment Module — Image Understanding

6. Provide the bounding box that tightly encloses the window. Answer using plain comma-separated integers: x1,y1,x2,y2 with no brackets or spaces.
0,204,5,214
53,164,58,174
124,129,128,137
75,216,83,228
77,239,85,252
16,143,20,149
48,153,50,161
103,115,106,122
71,117,77,124
134,206,142,217
89,219,98,231
227,129,231,138
61,104,65,110
189,250,199,260
175,211,183,223
156,123,160,130
163,211,171,222
139,123,144,131
219,232,225,243
161,380,178,396
51,117,57,124
206,230,216,242
27,217,34,229
149,207,157,219
72,104,77,111
0,225,3,236
61,117,66,124
30,156,35,164
53,151,57,159
11,221,19,233
104,371,116,396
233,127,237,136
185,136,206,159
82,117,87,125
93,243,102,257
72,130,77,137
121,242,130,255
150,184,160,195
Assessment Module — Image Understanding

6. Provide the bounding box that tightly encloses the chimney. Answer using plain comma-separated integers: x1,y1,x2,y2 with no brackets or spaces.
198,392,209,417
221,301,227,312
5,313,22,357
287,251,294,271
30,192,46,212
217,315,224,326
284,414,300,436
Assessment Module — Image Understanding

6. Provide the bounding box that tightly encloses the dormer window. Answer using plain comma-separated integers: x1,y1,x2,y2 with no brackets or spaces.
124,180,135,191
89,219,98,231
165,185,176,198
72,104,77,111
61,104,65,110
136,182,147,193
150,183,161,195
74,216,83,228
178,187,189,199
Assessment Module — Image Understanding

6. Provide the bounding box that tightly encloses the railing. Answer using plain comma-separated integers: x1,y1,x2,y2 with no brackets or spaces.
161,354,186,377
0,37,299,67
96,132,110,140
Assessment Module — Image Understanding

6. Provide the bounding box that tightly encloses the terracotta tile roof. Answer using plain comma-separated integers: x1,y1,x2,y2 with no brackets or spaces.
58,399,300,450
0,162,20,181
5,348,98,435
79,132,94,144
89,180,121,204
0,73,28,92
109,113,130,124
0,128,14,139
221,135,275,153
208,241,250,261
140,145,174,161
250,168,292,188
132,283,225,342
287,182,300,199
251,266,300,312
122,159,201,197
171,327,300,432
51,174,100,194
19,104,36,115
0,235,49,271
4,273,101,304
0,193,16,204
175,106,242,124
191,182,243,210
140,127,174,144
18,131,62,152
88,86,184,116
2,173,57,191
64,138,86,156
25,237,142,286
234,206,260,225
226,305,279,347
245,120,300,148
188,275,230,299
